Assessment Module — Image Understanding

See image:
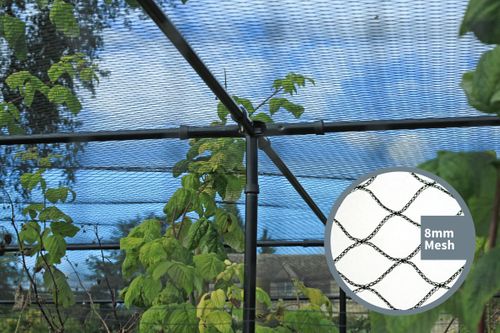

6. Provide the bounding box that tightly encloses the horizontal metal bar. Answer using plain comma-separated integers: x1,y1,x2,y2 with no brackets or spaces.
257,239,325,247
0,299,125,305
3,240,324,252
263,116,500,135
1,116,498,146
1,293,500,306
0,295,351,305
0,126,241,145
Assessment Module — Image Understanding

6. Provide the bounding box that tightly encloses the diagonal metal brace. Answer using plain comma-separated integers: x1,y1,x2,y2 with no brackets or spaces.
136,0,255,135
258,137,327,225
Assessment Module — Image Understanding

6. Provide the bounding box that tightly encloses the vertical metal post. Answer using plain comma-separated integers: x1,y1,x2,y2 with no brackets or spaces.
339,288,347,333
243,135,259,333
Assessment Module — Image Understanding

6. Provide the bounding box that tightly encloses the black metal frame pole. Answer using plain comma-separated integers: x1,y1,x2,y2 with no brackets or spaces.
1,116,499,146
263,116,500,135
0,125,241,145
339,289,347,332
3,240,324,252
258,137,347,333
244,135,259,333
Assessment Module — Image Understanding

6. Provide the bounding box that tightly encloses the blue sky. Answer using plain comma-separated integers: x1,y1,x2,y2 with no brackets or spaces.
3,0,500,286
46,0,500,249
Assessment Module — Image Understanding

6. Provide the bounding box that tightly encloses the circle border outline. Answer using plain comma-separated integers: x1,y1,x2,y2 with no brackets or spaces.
324,166,476,315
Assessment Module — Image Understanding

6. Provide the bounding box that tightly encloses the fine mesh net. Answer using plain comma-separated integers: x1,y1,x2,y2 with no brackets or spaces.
0,0,498,330
331,172,466,311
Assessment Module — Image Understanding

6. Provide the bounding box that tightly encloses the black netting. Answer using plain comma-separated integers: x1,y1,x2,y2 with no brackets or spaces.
332,173,465,310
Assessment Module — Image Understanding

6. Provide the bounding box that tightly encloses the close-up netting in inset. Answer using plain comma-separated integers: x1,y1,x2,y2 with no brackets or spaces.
329,171,469,312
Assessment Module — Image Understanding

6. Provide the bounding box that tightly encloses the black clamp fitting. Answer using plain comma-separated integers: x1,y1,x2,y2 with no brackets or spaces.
179,125,189,140
245,183,259,194
314,120,325,135
230,105,254,134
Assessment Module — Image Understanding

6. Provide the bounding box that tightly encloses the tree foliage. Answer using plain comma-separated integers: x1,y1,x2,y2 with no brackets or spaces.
372,3,500,329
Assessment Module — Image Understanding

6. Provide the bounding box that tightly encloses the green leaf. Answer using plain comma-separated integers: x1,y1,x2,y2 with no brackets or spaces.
125,0,140,7
256,326,289,333
234,96,255,115
193,253,225,281
461,247,500,330
251,112,273,123
173,159,190,177
43,267,74,307
273,73,314,96
182,173,200,189
36,0,49,8
143,275,162,305
39,206,72,223
205,311,233,333
154,283,183,305
256,287,271,307
198,224,221,254
46,187,75,203
22,203,44,219
460,0,500,44
0,102,23,134
284,307,337,333
222,224,244,252
418,151,497,236
20,172,43,191
122,252,140,278
6,71,49,106
50,222,79,237
120,236,144,250
369,309,441,333
269,98,304,118
153,261,195,294
141,219,162,241
164,188,194,222
200,192,217,217
162,237,191,263
139,305,167,332
461,46,500,115
211,289,226,309
186,218,209,249
48,85,82,114
19,222,41,244
124,275,144,308
223,175,244,202
0,15,27,60
79,67,95,82
44,234,66,264
139,240,166,267
49,0,80,37
48,63,68,83
217,101,230,123
165,303,197,333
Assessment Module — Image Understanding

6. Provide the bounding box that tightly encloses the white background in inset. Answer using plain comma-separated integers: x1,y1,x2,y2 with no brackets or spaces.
330,171,465,310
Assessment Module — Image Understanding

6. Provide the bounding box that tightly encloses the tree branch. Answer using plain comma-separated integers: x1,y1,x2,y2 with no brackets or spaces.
254,87,283,112
1,189,58,332
93,225,122,330
66,256,111,333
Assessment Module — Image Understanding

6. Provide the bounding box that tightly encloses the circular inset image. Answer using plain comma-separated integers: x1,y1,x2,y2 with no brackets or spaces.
325,167,475,315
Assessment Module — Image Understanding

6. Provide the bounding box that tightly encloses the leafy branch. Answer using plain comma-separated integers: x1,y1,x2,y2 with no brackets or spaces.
119,73,339,332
